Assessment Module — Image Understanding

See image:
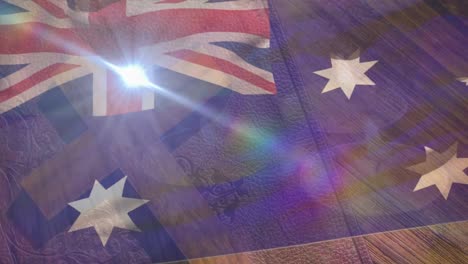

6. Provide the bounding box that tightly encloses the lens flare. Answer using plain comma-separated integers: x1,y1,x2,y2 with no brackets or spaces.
115,65,151,88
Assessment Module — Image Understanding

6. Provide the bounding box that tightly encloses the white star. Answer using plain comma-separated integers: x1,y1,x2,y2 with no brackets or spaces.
314,51,378,99
457,77,468,86
68,176,149,246
407,143,468,199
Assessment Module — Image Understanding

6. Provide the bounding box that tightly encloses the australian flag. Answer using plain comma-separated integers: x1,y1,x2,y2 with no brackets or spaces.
0,0,467,263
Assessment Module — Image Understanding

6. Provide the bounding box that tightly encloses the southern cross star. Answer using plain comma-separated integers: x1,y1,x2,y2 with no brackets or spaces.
457,77,468,86
407,143,468,199
314,51,378,99
68,176,149,246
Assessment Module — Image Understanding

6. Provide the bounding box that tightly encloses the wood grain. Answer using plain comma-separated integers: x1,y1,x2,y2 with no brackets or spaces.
185,221,468,264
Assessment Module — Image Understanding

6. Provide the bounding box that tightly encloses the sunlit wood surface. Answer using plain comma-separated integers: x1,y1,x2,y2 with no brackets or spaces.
185,220,468,264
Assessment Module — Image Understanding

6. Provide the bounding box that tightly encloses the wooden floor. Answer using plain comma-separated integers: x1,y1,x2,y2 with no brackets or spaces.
185,220,468,263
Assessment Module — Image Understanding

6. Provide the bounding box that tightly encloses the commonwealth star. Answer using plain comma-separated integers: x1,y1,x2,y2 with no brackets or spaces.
68,176,149,246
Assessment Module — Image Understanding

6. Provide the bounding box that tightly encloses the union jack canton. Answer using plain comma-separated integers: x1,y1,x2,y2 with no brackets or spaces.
0,0,275,116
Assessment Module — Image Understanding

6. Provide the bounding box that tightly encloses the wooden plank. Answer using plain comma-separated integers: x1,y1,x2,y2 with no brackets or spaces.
185,221,468,263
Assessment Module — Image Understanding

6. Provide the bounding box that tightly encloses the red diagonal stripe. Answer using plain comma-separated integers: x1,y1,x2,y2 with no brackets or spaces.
0,63,80,103
33,0,68,19
167,49,276,94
